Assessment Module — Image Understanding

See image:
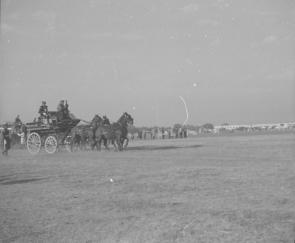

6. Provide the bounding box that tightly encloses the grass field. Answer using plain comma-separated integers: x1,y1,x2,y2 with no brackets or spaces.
1,132,295,243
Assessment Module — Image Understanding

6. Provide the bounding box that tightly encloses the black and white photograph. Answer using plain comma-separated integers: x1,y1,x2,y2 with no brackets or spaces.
0,0,295,242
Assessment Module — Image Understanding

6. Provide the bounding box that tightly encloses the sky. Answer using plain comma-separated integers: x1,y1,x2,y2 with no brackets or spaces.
0,0,294,126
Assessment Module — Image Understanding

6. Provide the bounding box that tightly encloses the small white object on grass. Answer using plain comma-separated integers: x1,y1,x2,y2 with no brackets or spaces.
110,178,114,183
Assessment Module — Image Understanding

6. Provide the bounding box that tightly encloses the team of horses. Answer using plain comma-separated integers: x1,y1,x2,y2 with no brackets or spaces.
70,112,134,152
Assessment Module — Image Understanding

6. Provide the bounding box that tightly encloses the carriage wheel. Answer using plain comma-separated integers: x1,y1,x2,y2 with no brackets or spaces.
45,135,58,154
27,132,41,155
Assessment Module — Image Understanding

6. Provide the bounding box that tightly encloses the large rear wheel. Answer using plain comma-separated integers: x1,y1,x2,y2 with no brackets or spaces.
45,135,58,154
27,132,41,155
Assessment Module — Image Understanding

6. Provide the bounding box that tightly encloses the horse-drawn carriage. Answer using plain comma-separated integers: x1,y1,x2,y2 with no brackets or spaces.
25,111,80,154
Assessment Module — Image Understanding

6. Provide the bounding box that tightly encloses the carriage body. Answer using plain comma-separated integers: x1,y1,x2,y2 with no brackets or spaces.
25,112,80,154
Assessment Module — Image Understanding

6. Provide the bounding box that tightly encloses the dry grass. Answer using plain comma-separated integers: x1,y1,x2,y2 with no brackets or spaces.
0,132,295,242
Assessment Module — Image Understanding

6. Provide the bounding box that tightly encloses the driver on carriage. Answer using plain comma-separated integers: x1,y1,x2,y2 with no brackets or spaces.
102,115,110,126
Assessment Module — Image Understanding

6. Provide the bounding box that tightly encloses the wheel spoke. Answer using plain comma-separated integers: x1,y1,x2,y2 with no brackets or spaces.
27,132,41,155
45,136,57,154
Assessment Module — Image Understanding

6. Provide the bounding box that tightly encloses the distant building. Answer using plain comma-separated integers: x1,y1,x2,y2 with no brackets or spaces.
214,122,295,133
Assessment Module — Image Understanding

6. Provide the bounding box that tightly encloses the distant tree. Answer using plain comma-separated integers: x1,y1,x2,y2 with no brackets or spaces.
186,124,201,131
236,126,247,131
202,123,214,130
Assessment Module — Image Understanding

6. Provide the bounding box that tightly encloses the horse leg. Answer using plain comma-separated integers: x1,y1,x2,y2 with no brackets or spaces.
70,140,74,152
104,139,110,150
97,137,102,151
104,138,109,150
117,137,123,151
92,138,97,151
111,139,118,151
124,137,129,149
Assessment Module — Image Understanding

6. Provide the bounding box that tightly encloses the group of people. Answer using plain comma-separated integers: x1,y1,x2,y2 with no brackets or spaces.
1,114,27,156
1,100,72,156
38,100,70,124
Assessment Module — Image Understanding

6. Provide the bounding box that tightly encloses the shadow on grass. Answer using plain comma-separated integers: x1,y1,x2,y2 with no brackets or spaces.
0,177,47,185
127,144,203,151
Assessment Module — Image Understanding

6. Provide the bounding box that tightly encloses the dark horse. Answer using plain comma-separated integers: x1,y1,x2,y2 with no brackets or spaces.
90,115,110,150
119,112,134,149
92,112,133,151
69,127,91,151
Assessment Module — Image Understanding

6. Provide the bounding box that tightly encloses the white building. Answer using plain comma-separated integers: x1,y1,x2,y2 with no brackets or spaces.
214,122,295,133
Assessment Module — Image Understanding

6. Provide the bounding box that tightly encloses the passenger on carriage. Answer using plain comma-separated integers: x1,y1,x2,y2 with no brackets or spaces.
57,100,65,113
38,101,49,124
57,100,70,121
64,101,70,118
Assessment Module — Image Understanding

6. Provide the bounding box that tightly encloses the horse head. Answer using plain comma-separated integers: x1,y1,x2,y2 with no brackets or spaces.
91,114,103,128
119,112,134,126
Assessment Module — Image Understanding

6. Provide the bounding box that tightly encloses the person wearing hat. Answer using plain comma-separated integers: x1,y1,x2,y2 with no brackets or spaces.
57,100,65,121
14,114,22,132
102,115,110,126
15,114,22,125
2,123,11,156
39,101,48,116
57,100,65,112
38,101,48,124
17,124,27,147
64,100,70,119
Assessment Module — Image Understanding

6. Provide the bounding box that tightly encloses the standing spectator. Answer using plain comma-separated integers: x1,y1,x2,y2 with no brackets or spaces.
2,123,11,156
152,128,155,139
162,127,165,139
183,127,188,138
178,127,182,138
14,115,22,133
17,125,26,147
170,127,173,139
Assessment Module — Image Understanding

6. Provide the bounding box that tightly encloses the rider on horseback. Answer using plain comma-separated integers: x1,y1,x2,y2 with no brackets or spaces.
102,115,110,126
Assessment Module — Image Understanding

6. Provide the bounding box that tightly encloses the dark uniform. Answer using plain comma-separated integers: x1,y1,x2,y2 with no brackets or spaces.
2,125,11,155
64,101,69,118
14,115,22,132
57,100,65,121
57,100,70,120
102,116,110,125
38,101,48,124
15,115,22,125
39,101,48,117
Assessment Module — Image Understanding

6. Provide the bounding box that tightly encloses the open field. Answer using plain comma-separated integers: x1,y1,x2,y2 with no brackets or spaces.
1,132,295,243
